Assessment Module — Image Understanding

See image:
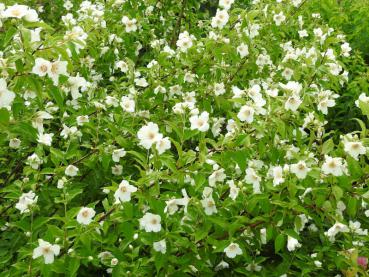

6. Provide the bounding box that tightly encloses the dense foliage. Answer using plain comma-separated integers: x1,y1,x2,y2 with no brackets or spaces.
1,0,369,276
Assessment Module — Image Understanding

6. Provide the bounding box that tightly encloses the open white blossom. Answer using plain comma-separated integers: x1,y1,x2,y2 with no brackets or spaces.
77,207,96,225
33,239,60,264
290,161,311,179
114,180,137,203
211,9,229,29
139,213,162,232
190,112,210,132
137,122,162,149
321,155,346,176
237,105,254,123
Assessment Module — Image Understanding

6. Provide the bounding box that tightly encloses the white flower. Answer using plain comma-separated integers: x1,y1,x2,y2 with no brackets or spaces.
65,165,79,177
15,191,38,213
48,60,68,85
287,236,301,251
77,207,96,225
3,4,29,19
325,222,349,242
314,260,322,267
27,153,43,169
208,168,226,187
280,81,303,95
116,61,129,73
24,8,39,22
139,213,162,232
215,261,229,271
122,16,138,32
164,189,190,215
211,9,229,29
0,78,15,108
219,0,235,10
321,155,345,176
73,117,88,128
214,82,226,96
153,239,166,254
68,75,88,99
201,197,217,215
33,239,60,264
135,77,148,87
32,58,52,77
355,93,369,108
245,167,261,194
271,166,284,186
137,122,162,149
260,228,267,244
317,98,335,115
114,180,137,203
9,138,21,149
290,161,311,179
190,112,210,132
176,31,194,52
343,141,366,160
156,137,171,154
120,96,135,113
228,180,239,200
237,43,249,58
224,243,242,258
237,105,254,123
273,12,286,26
37,133,53,146
285,95,302,112
112,148,126,162
341,42,351,57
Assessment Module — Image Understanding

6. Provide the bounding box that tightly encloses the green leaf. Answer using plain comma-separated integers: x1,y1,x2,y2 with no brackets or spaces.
274,234,285,253
0,108,10,126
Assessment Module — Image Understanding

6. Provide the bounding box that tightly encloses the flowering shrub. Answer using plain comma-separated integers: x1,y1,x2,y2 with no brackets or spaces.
1,0,369,276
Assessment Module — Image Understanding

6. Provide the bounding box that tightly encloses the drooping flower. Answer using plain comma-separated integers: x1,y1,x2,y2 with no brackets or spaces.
65,165,79,177
33,239,60,264
153,239,166,254
287,236,301,251
201,197,217,215
15,191,38,214
237,43,249,58
325,222,349,242
0,78,15,109
224,243,242,258
37,133,54,146
112,148,126,162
